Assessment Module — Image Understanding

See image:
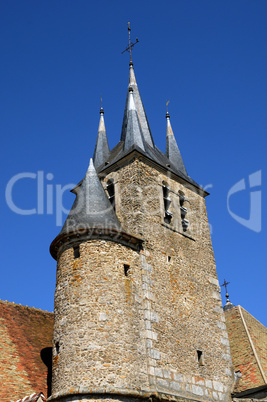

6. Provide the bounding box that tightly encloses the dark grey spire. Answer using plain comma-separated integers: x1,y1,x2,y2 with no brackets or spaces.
93,105,110,169
50,159,143,259
60,159,122,236
124,86,146,152
165,112,187,176
121,63,154,148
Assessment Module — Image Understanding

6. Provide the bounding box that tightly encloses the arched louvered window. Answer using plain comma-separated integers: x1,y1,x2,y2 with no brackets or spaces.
162,181,172,224
179,191,189,231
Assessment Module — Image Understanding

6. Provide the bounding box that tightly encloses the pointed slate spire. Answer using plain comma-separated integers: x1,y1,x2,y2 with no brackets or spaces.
60,159,122,236
121,63,154,148
50,159,144,259
165,111,188,176
93,105,110,169
124,86,146,152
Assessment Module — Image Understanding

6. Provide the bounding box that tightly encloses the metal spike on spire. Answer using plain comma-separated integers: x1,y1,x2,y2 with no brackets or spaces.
165,108,188,176
93,99,110,169
166,100,170,114
121,22,139,64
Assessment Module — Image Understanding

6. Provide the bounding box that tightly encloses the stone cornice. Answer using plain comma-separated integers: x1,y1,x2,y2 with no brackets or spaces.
50,227,143,260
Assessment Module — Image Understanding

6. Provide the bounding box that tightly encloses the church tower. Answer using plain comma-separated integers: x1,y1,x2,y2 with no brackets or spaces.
49,33,234,402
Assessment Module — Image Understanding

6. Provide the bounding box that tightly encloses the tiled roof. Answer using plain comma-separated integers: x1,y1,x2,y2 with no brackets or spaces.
224,305,267,394
0,300,53,402
15,392,46,402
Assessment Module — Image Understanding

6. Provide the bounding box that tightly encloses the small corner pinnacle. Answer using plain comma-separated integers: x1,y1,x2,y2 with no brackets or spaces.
89,158,94,169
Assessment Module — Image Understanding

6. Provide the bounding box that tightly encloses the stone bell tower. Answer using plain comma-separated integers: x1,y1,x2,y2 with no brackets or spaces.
49,42,234,402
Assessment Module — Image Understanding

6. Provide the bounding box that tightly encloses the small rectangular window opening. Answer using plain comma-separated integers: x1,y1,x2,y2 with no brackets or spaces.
124,264,130,276
55,342,60,355
73,245,80,259
167,256,171,263
197,350,204,366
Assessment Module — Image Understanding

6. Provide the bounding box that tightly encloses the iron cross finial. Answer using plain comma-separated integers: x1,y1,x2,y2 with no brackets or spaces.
221,279,230,302
121,22,139,63
221,279,230,293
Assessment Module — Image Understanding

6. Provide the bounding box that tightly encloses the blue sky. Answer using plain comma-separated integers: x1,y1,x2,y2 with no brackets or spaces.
1,1,266,325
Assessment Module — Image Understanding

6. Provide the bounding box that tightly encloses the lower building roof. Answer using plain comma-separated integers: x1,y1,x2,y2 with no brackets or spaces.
0,300,53,402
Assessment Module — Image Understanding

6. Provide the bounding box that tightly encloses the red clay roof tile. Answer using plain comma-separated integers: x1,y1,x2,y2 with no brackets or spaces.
0,300,53,402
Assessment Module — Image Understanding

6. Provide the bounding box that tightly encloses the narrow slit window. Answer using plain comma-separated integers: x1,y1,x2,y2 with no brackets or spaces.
55,342,60,355
167,256,171,263
162,182,172,224
107,179,115,210
197,350,204,366
124,264,130,276
73,245,80,259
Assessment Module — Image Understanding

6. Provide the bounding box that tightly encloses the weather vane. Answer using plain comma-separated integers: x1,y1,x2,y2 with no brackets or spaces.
121,22,139,63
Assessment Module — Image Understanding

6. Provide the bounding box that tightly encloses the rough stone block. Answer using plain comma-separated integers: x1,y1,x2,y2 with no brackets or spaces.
205,379,212,388
155,367,163,377
213,291,222,300
149,349,161,360
170,381,181,392
163,369,171,379
99,312,107,321
157,378,169,389
222,353,231,361
192,385,204,396
145,330,157,340
217,321,226,330
220,336,229,346
208,277,219,286
174,373,183,382
213,380,224,392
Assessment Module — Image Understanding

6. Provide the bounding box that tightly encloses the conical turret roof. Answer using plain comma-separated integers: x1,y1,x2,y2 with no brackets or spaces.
60,159,122,236
165,112,187,176
50,160,144,260
93,106,110,169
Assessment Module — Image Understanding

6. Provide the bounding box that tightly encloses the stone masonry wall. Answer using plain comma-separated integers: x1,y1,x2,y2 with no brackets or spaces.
51,156,234,402
101,158,234,401
52,241,149,398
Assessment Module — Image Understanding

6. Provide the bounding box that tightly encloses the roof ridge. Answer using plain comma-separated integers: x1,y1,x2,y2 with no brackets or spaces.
238,305,267,384
237,305,267,332
0,299,53,314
